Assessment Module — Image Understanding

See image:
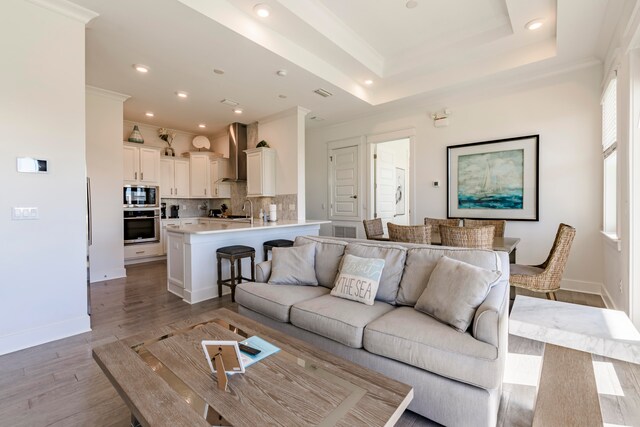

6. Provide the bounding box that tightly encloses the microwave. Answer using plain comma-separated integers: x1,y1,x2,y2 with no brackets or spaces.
123,185,159,208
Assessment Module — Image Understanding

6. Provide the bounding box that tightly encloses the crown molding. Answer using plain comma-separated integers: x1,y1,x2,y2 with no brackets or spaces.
26,0,98,24
86,86,130,102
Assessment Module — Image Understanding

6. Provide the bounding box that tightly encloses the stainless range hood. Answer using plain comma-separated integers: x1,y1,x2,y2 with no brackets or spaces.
222,122,247,182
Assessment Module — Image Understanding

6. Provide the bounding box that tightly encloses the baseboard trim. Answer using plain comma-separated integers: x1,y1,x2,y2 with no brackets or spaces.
560,278,603,295
0,315,91,356
600,284,618,310
90,267,126,283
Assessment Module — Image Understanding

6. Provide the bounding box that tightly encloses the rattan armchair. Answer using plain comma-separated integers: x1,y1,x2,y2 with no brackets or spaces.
363,218,388,240
510,223,576,301
424,218,460,241
439,225,495,249
463,219,506,237
388,223,432,244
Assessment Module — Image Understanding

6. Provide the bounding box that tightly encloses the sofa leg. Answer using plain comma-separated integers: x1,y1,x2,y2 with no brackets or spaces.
546,292,557,301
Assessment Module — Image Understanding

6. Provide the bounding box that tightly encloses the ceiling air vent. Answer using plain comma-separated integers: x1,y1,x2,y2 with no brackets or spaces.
308,115,325,121
220,98,239,106
313,88,333,98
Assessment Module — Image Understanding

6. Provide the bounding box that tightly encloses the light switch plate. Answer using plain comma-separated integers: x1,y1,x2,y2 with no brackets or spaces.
12,207,38,220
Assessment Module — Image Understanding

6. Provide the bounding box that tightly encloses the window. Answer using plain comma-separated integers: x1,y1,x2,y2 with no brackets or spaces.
602,77,617,236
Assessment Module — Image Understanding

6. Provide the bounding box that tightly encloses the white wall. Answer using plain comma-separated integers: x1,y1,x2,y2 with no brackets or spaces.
86,87,128,282
0,1,93,355
307,66,604,293
258,107,309,219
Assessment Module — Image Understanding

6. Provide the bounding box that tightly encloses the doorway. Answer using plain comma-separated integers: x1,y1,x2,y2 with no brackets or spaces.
370,138,410,232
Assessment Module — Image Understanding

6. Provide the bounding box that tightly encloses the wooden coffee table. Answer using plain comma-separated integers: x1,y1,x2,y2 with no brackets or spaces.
93,308,413,426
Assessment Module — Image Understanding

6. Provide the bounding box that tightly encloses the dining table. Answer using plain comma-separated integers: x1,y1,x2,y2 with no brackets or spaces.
370,235,520,263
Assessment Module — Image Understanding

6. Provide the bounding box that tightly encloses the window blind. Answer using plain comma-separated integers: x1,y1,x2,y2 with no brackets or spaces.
602,78,617,152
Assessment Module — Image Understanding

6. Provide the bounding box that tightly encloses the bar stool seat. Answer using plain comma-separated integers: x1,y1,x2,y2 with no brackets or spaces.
217,245,255,302
263,239,294,260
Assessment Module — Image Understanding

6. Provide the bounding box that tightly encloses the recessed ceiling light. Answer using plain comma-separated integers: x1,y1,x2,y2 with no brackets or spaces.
176,91,188,98
145,112,154,117
406,1,418,9
278,94,287,99
133,64,149,73
276,69,287,77
213,68,225,75
525,19,544,30
198,124,206,128
254,3,270,18
233,108,243,114
364,79,373,85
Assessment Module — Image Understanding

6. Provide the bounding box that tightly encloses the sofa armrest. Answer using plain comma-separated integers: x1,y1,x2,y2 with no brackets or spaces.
472,253,510,347
255,260,272,282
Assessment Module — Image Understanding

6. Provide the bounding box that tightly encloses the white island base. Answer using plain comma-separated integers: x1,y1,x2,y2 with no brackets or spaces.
166,220,328,304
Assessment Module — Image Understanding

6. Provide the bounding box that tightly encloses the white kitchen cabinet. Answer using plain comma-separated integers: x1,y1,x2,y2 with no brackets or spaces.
189,154,210,198
123,144,160,184
161,219,181,255
124,241,162,260
245,147,276,196
160,158,189,197
210,158,231,198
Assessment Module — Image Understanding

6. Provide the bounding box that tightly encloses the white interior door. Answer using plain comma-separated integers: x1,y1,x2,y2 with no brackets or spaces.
329,145,359,219
374,145,396,229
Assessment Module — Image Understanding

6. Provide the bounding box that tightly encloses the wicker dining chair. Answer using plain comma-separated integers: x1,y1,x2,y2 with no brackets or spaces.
363,218,386,240
510,223,576,301
463,219,506,237
439,225,495,249
388,223,432,244
424,218,460,241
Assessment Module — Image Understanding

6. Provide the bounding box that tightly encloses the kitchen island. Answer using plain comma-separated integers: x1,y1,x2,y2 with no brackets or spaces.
166,219,330,303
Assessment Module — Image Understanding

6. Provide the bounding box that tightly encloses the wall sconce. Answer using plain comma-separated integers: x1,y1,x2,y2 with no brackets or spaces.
432,108,451,127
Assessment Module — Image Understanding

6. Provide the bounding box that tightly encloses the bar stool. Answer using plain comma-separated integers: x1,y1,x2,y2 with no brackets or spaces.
216,245,255,302
263,239,293,260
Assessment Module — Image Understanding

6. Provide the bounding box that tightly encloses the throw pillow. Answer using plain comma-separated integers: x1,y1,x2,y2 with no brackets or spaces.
268,243,318,286
414,256,501,332
330,254,385,305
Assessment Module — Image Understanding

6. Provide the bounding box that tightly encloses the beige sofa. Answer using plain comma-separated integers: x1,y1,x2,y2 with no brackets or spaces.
235,236,509,427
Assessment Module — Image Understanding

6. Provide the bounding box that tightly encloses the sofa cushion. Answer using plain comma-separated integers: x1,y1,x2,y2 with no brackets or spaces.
290,294,394,348
268,243,317,286
344,242,407,304
331,254,385,305
363,307,501,389
295,236,348,289
396,247,502,306
235,283,329,322
415,256,501,332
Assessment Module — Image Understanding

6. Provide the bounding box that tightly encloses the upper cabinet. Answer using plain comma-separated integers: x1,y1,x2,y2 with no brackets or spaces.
210,158,231,198
245,147,276,197
160,157,189,197
123,144,160,184
189,153,211,198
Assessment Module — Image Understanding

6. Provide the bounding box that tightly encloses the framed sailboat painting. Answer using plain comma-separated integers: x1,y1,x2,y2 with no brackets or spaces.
447,135,539,221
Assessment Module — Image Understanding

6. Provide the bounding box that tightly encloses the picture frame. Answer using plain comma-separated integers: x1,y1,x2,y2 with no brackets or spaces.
447,135,539,221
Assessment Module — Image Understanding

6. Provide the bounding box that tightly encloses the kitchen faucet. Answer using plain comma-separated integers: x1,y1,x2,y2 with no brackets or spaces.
242,199,254,225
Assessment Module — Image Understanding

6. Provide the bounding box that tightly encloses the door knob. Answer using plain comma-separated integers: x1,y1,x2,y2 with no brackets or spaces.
350,195,357,199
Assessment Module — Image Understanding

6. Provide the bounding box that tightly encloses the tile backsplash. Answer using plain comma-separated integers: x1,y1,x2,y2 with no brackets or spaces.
229,182,298,220
161,198,231,218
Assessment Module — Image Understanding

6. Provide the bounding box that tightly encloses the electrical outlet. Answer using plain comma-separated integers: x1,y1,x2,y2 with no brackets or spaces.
619,279,623,294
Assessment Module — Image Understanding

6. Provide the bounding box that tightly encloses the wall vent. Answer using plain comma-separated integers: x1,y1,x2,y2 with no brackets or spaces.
333,225,356,239
313,88,333,98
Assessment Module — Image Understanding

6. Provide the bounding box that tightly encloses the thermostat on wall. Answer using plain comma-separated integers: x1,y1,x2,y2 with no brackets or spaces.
17,157,48,173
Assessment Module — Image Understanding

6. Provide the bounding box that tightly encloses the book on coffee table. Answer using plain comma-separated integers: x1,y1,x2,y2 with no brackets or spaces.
239,336,280,368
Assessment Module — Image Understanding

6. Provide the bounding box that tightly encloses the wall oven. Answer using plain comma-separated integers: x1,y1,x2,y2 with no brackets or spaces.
123,185,159,208
124,209,160,245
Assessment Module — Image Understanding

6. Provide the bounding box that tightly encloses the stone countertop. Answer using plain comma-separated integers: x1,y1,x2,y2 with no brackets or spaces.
510,295,640,364
166,219,330,235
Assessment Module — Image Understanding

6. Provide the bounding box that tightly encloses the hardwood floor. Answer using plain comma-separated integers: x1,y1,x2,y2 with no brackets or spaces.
0,262,638,426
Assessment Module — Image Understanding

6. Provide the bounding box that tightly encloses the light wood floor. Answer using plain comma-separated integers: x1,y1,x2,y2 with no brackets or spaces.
0,262,638,426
